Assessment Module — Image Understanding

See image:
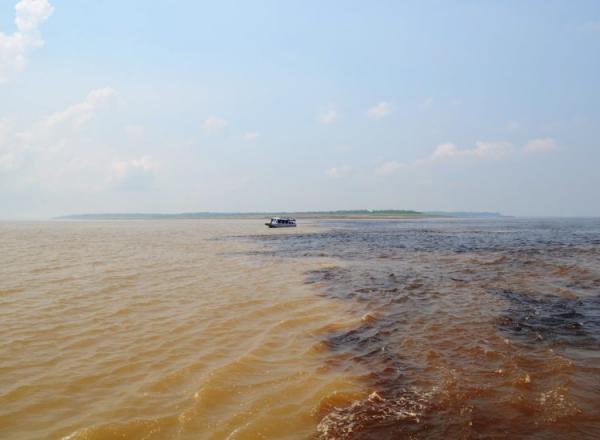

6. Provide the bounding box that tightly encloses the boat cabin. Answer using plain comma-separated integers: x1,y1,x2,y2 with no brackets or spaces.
265,217,297,228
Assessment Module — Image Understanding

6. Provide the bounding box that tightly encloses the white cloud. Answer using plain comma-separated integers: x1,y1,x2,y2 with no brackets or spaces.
0,87,117,189
430,141,513,161
15,0,53,31
41,87,116,129
318,109,338,124
9,87,116,162
325,164,352,178
242,131,258,141
367,102,392,118
0,0,54,83
524,138,557,154
110,156,158,190
375,161,405,175
203,116,228,134
111,156,156,178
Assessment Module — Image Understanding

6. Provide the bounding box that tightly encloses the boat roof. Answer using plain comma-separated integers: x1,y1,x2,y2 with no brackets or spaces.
271,217,296,220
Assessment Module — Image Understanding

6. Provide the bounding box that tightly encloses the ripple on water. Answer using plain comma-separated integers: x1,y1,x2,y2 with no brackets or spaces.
250,218,600,439
2,219,600,439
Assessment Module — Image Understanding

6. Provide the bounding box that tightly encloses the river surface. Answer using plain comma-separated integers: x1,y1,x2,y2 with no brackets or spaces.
1,218,599,439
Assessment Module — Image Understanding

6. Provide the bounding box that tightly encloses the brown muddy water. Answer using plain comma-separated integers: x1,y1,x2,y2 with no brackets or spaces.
1,218,599,439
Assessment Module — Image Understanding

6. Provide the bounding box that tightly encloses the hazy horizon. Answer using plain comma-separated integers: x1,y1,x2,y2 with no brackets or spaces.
5,209,600,222
2,1,600,218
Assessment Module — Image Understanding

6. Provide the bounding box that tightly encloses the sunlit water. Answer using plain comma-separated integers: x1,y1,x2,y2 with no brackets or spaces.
1,218,599,439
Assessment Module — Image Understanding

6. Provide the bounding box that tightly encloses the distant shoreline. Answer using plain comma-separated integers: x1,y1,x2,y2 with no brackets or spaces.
55,210,508,220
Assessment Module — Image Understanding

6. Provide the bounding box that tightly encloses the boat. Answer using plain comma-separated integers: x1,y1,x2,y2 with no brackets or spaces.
265,217,297,228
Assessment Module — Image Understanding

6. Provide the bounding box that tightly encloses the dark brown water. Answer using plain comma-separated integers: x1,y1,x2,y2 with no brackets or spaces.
249,218,600,439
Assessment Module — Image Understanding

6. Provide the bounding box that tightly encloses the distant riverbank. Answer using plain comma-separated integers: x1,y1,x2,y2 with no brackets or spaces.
56,210,507,220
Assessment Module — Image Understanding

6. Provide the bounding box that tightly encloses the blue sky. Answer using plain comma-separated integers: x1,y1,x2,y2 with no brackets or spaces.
1,0,599,218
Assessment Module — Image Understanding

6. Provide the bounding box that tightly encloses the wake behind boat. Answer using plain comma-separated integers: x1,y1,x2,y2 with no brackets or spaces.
265,217,296,228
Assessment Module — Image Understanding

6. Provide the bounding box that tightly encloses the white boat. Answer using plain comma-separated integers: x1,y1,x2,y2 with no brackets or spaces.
265,217,297,228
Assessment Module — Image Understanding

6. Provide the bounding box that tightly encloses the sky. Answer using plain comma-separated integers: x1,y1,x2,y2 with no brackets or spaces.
1,0,599,218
